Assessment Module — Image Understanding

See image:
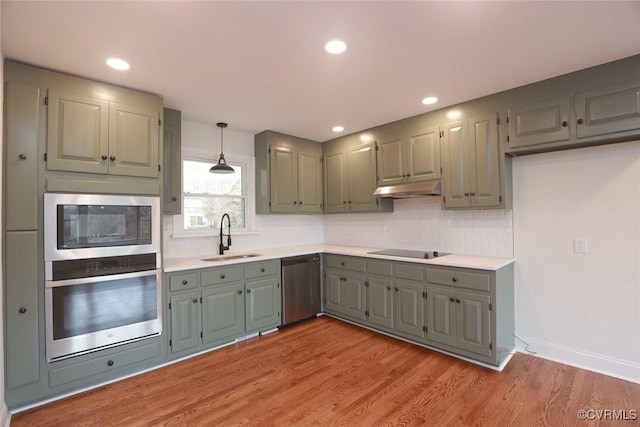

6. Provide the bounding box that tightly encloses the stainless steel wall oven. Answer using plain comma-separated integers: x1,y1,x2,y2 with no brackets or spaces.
44,193,162,361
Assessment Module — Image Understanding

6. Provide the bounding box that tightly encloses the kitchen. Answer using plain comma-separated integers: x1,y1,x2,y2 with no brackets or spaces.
2,1,640,425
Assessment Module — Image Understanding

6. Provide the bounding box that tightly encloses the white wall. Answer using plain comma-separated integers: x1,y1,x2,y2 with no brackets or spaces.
512,140,640,382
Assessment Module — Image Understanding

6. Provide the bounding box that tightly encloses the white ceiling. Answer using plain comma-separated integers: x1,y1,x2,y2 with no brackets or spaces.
2,1,640,142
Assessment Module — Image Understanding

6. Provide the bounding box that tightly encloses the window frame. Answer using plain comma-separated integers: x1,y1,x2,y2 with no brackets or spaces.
171,147,255,237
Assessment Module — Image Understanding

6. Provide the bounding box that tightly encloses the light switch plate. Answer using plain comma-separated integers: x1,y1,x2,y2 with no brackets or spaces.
574,238,588,254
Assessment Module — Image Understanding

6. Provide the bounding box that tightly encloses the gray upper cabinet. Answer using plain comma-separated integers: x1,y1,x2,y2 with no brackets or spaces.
574,81,640,139
255,130,322,214
47,90,160,178
163,108,182,215
377,124,440,186
441,113,502,209
323,136,392,213
507,97,570,148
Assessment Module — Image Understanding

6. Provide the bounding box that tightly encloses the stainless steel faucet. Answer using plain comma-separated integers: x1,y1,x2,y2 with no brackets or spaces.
219,213,231,255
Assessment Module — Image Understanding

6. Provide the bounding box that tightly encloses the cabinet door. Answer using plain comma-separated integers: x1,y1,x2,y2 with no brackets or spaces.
108,102,159,178
298,149,323,213
468,114,501,208
347,141,379,212
394,279,425,340
343,273,367,321
323,150,347,213
5,231,40,389
46,90,109,174
456,290,491,357
441,121,470,208
367,276,394,329
324,269,344,313
407,126,441,182
202,282,244,344
170,291,200,353
575,82,640,139
245,277,280,332
377,136,405,186
507,97,570,148
426,285,456,348
5,82,41,231
163,108,182,215
270,145,299,213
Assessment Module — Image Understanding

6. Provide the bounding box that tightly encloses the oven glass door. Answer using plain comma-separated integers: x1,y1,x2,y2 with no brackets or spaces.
45,269,162,361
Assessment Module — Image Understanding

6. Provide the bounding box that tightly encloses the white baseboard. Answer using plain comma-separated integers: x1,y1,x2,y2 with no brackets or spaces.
1,402,10,427
516,335,640,384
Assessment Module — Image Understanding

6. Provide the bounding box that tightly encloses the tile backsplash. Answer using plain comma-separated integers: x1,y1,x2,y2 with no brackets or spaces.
164,197,513,259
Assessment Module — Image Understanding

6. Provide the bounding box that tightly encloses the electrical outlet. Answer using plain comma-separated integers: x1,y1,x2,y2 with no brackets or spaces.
574,238,588,254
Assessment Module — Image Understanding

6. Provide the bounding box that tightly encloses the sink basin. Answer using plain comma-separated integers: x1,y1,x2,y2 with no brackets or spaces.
201,253,262,262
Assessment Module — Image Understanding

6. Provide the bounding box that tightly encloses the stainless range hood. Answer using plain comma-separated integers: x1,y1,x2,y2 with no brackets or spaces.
373,180,441,198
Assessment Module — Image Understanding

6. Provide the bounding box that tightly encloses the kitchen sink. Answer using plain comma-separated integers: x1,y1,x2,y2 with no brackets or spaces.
201,253,262,262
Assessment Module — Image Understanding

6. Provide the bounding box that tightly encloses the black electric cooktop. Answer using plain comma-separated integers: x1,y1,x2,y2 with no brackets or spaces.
367,249,451,259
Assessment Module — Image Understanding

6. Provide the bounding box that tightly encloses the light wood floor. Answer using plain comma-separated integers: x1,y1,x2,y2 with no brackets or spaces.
11,316,640,426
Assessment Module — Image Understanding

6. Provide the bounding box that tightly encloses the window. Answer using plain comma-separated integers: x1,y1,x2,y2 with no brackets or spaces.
173,153,255,236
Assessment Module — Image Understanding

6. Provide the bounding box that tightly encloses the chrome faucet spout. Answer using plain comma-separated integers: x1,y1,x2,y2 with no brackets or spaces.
219,213,232,255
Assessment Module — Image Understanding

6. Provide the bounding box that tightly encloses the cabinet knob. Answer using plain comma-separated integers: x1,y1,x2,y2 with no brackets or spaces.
107,360,114,367
293,201,297,205
577,118,584,125
299,201,303,205
101,155,108,160
192,298,198,303
237,290,243,294
246,288,252,293
182,280,188,285
109,156,116,161
341,262,345,266
455,298,461,304
220,274,226,279
387,286,391,291
561,121,568,127
18,154,27,160
18,307,27,314
464,193,469,196
470,192,476,196
452,277,458,282
395,287,399,292
343,201,346,204
172,197,177,202
449,297,454,302
260,268,265,273
348,201,352,204
407,173,411,177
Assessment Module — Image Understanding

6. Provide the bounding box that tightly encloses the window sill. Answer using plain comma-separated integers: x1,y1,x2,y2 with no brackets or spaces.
170,230,259,239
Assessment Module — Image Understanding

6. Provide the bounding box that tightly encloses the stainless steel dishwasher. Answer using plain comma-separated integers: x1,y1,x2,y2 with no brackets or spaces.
281,254,321,325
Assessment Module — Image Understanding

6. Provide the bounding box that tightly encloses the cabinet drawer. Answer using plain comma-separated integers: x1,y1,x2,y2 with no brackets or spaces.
201,265,244,286
367,260,393,277
169,272,199,292
49,341,161,388
427,268,490,292
325,255,366,272
245,259,280,279
395,263,425,281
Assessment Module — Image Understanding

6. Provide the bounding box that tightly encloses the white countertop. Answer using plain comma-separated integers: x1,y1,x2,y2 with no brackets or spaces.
163,244,514,273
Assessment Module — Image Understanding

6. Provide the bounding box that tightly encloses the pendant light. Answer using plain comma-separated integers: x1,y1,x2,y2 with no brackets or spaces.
210,122,235,174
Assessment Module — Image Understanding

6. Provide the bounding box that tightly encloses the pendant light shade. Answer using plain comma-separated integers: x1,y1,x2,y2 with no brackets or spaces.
210,122,235,174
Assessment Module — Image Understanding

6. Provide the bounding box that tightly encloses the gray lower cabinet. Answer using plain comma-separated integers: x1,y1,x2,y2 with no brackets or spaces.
393,279,425,340
367,275,394,329
167,260,281,356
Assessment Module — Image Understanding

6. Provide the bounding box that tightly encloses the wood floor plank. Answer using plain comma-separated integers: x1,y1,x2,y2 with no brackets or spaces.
11,316,640,426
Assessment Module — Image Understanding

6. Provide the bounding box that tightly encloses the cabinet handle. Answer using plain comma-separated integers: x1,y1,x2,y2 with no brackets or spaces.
449,297,454,302
577,118,584,125
452,277,458,282
455,298,461,303
220,274,226,279
260,268,265,272
172,197,177,202
246,289,252,293
107,360,114,367
18,154,27,160
18,307,27,314
470,192,476,196
182,280,188,285
109,156,116,161
237,290,243,294
561,121,568,127
101,155,108,160
192,298,198,303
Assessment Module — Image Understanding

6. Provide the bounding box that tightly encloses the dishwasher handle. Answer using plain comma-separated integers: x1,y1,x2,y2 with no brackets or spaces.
281,254,320,266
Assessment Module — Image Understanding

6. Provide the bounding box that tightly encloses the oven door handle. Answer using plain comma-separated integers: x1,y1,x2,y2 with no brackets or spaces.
45,268,162,288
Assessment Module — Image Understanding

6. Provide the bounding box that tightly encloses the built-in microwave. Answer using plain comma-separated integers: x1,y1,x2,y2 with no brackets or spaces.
44,193,160,261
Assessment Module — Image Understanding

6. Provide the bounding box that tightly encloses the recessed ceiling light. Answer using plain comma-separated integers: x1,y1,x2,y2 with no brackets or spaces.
422,96,438,105
325,40,347,54
106,58,130,71
332,126,345,132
